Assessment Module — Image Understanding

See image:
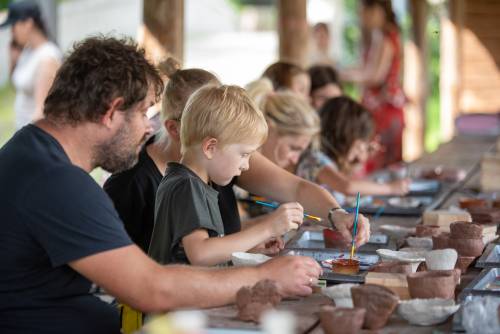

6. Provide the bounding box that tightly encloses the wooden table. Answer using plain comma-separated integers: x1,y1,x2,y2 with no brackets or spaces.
203,135,497,334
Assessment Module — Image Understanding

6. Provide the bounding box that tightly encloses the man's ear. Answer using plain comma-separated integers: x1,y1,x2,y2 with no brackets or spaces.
102,97,125,128
165,119,180,141
201,137,218,159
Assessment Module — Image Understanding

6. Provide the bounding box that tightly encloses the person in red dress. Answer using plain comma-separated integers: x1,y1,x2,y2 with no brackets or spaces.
341,0,406,172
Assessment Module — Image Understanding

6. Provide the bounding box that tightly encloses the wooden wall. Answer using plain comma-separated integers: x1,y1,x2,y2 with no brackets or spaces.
455,0,500,114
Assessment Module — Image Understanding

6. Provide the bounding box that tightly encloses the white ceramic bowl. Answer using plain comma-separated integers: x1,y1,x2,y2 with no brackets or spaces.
321,283,359,308
398,298,460,326
407,237,433,250
399,247,429,258
425,248,458,271
231,252,272,267
379,225,416,239
376,249,425,273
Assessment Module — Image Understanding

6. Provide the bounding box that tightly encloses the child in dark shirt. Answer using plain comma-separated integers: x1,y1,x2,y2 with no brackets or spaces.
149,85,304,266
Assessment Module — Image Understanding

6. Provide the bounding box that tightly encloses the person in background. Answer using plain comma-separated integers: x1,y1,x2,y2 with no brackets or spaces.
308,64,343,110
0,36,321,334
262,61,311,100
0,0,62,129
296,96,409,204
340,0,405,171
149,85,303,266
309,22,334,66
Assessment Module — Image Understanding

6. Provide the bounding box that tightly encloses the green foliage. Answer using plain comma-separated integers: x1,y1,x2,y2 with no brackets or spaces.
0,84,15,148
424,5,442,153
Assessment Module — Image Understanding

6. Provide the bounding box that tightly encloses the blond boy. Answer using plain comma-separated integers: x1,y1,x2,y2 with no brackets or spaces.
149,85,304,266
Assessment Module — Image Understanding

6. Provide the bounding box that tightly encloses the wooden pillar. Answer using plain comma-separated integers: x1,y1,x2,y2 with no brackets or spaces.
440,0,463,142
142,0,184,64
278,0,308,67
403,0,428,161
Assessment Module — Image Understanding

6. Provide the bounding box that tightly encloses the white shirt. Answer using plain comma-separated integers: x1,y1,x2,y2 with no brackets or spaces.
12,41,62,129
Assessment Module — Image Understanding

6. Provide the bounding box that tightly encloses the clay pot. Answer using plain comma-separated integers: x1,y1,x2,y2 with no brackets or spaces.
370,261,413,275
323,229,350,248
351,284,399,330
432,233,450,250
448,238,484,257
416,225,441,237
459,198,488,210
425,248,458,271
455,256,476,274
407,270,457,299
320,305,366,334
450,222,483,239
493,199,500,209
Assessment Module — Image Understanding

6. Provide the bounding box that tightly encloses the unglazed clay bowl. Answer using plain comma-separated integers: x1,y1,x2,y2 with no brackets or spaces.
320,305,366,334
398,298,460,326
450,221,483,239
407,237,433,250
407,270,457,299
416,225,441,237
370,261,413,275
376,249,424,273
432,233,450,250
321,283,359,308
455,256,476,274
425,248,458,271
459,198,489,210
379,224,416,238
323,228,350,248
448,238,484,257
351,284,399,330
231,252,272,267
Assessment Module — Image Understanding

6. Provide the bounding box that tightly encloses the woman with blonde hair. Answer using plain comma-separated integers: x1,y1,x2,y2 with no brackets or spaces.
247,78,320,171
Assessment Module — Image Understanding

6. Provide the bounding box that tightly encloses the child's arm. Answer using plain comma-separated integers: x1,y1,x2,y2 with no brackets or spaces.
182,203,303,266
316,165,410,196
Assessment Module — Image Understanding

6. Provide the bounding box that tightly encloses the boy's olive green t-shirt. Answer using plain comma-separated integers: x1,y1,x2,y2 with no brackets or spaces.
149,162,225,264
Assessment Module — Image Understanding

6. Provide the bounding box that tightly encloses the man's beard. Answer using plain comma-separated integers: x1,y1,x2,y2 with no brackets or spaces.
93,123,147,173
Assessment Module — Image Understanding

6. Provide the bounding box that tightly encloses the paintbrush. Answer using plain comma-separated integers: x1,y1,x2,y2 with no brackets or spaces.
350,192,361,260
254,200,323,222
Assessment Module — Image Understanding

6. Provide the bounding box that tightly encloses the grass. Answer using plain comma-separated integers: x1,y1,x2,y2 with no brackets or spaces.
0,84,15,147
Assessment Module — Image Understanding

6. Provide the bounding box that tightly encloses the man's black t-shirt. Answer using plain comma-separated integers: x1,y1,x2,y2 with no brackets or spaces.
0,125,132,334
104,136,241,252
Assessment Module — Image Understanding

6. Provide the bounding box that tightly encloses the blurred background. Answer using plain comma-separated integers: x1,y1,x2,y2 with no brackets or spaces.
1,0,498,163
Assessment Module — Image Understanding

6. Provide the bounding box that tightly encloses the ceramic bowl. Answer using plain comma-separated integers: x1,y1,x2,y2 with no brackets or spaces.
321,283,359,308
231,252,272,267
448,238,485,257
425,248,458,271
398,298,460,326
432,233,450,250
320,305,366,334
407,237,434,250
407,271,457,299
376,249,425,273
416,225,441,237
379,224,416,239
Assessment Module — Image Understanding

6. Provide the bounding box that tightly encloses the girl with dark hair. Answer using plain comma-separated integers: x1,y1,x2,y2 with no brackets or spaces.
296,96,409,203
341,0,406,171
308,64,343,110
1,0,61,129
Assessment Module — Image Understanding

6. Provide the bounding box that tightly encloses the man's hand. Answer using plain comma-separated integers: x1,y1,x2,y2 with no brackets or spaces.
258,255,322,297
331,210,370,247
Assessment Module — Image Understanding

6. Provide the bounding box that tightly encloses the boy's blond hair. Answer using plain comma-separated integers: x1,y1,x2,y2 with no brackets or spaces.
180,85,268,154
